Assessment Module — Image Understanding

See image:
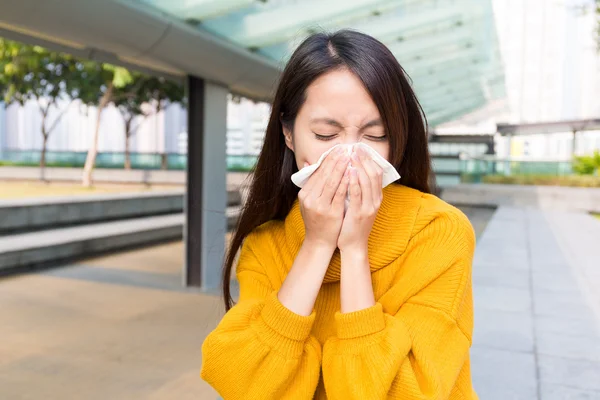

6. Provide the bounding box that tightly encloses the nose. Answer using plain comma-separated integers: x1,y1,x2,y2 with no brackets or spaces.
340,141,361,156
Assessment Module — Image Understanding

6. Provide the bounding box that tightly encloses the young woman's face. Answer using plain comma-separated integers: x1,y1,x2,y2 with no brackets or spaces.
282,68,390,169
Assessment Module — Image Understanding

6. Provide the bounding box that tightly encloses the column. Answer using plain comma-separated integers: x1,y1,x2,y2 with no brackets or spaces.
184,76,228,290
0,103,5,154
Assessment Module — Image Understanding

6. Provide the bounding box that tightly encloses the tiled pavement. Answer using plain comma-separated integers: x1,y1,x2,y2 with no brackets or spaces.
0,241,222,400
1,206,599,399
471,207,600,400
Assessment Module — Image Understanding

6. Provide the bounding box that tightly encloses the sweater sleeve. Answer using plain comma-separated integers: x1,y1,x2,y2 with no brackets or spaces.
200,233,322,400
322,210,476,400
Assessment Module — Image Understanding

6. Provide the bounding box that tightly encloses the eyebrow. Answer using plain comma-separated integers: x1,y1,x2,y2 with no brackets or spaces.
309,118,383,130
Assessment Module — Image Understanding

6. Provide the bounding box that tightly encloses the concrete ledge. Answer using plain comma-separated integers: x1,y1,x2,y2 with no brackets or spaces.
441,184,600,213
0,166,186,184
0,214,185,274
0,190,242,234
0,166,252,188
0,208,236,274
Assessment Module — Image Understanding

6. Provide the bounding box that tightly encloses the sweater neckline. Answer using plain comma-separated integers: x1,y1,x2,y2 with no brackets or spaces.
283,183,423,283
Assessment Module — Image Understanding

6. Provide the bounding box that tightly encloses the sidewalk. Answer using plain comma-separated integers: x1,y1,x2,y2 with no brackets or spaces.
0,207,598,399
471,207,600,399
0,241,221,400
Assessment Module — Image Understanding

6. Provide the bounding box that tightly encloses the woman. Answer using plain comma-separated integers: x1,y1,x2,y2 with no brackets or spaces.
201,29,478,400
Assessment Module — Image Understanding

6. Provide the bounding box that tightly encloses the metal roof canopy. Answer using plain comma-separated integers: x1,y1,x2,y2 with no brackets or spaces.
0,0,280,101
497,119,600,135
0,0,505,125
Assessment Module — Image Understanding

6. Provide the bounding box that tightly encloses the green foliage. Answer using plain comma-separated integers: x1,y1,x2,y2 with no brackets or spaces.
65,61,133,107
0,38,72,105
1,37,185,176
573,150,600,175
141,76,186,112
597,0,600,50
112,73,184,136
1,38,183,117
482,174,600,187
113,72,150,119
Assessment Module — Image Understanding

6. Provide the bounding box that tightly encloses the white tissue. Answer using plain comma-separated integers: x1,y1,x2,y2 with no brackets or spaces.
290,143,400,211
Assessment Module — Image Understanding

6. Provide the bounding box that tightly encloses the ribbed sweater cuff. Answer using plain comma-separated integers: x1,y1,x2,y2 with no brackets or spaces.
260,291,316,341
335,302,386,339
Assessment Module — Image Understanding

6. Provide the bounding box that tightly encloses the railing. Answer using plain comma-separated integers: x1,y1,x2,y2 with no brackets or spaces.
0,150,577,183
0,149,258,172
459,155,574,183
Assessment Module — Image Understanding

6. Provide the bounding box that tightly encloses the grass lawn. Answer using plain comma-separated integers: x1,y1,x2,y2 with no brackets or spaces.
481,174,600,187
0,180,183,200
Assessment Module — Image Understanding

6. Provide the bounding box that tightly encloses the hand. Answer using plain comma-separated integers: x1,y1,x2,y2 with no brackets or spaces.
299,146,351,251
337,146,383,252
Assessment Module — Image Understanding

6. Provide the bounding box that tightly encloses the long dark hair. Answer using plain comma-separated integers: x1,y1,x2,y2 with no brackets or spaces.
222,29,433,310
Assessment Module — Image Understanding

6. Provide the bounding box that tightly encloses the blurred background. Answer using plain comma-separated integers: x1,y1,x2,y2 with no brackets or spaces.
0,0,599,399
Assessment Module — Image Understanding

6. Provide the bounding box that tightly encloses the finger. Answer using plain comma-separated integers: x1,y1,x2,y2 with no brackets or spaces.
302,149,336,195
348,166,361,210
311,147,345,197
350,151,372,209
320,152,351,203
332,167,350,210
357,150,383,206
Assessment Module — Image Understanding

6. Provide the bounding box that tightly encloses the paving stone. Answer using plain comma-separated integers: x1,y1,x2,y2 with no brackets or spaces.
540,383,600,400
534,315,600,338
471,347,538,400
538,355,600,391
474,284,532,313
536,331,600,362
473,308,534,353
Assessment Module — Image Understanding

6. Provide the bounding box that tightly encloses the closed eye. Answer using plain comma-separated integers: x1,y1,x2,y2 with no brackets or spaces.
314,133,387,141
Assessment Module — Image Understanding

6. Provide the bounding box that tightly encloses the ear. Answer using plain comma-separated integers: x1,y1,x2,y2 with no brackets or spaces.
281,113,294,152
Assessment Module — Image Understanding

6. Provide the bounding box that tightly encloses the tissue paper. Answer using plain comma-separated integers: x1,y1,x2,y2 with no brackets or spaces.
290,142,400,210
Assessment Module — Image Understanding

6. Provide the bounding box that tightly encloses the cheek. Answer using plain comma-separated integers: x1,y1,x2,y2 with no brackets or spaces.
294,152,313,169
296,145,330,166
369,143,390,162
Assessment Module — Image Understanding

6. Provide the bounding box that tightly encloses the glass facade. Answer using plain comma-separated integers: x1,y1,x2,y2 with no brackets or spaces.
133,0,505,126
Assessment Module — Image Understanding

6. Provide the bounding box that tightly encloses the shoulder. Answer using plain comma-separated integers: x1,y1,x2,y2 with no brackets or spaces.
411,192,475,247
243,219,282,250
237,220,283,272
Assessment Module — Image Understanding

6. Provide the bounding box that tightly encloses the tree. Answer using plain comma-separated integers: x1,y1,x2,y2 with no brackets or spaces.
595,0,600,49
143,75,185,114
0,39,77,176
112,74,184,170
68,61,132,187
112,72,151,170
1,39,183,184
573,150,600,175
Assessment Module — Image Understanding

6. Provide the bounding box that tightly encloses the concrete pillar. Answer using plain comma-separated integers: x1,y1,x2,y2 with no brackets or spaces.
0,102,5,154
184,76,228,290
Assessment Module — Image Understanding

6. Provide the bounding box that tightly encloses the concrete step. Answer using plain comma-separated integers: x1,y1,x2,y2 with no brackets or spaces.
0,189,242,235
0,207,241,274
441,184,600,213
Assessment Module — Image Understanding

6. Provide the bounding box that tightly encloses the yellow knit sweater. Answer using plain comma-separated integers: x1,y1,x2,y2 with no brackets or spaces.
201,183,478,399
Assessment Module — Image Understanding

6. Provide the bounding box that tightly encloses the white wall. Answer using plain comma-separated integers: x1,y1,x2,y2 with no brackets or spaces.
492,0,600,123
0,103,5,152
439,0,600,159
0,94,272,157
2,98,177,154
